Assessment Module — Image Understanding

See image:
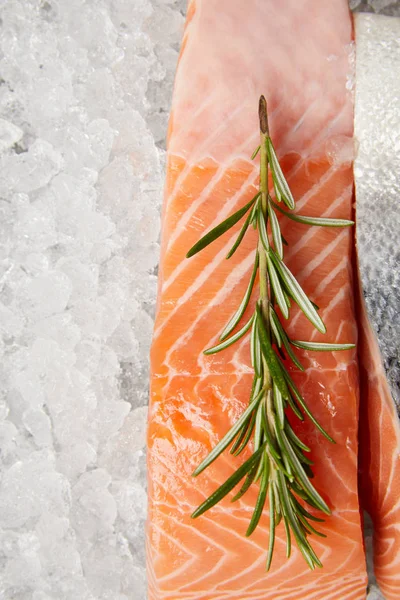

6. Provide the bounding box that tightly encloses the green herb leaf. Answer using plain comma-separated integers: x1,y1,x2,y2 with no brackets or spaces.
267,255,289,319
270,310,282,347
191,444,267,518
251,145,261,160
250,315,262,378
226,204,255,259
192,388,264,477
231,459,260,502
285,423,311,452
287,391,304,421
204,315,254,355
292,496,325,523
279,428,330,514
257,206,270,252
277,471,306,548
270,199,354,227
297,512,326,538
254,401,264,452
256,304,289,400
269,250,326,334
283,514,292,558
273,382,285,430
291,340,355,352
230,378,261,455
266,138,295,210
269,307,304,371
279,359,335,443
283,289,292,309
266,486,276,571
186,193,261,258
220,253,259,341
268,201,283,259
246,459,269,536
232,409,257,457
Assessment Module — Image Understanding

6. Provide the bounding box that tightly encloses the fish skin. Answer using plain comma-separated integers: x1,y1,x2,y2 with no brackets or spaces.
148,1,367,598
354,14,400,600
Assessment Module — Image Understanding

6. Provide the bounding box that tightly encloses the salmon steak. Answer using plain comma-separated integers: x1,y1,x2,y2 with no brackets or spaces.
147,1,397,599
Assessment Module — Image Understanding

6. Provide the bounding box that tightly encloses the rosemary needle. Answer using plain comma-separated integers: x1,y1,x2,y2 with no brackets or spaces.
186,95,355,570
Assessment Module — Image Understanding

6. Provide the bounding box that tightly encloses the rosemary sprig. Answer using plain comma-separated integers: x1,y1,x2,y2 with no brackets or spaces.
186,96,355,570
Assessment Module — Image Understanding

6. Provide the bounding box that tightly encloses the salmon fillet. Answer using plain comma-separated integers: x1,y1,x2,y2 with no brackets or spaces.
357,289,400,600
148,1,367,598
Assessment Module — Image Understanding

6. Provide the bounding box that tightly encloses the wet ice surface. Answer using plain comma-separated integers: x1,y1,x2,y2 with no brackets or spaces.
0,1,397,599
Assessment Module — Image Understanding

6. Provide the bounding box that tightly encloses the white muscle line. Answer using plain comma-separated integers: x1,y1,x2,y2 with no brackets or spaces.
151,520,193,562
317,577,365,600
152,461,269,562
176,516,259,592
156,233,252,341
161,167,258,295
229,331,252,374
166,162,257,254
285,185,351,263
157,522,227,585
163,253,254,367
165,122,261,250
179,554,229,591
170,90,219,159
378,397,399,514
372,361,400,511
288,263,349,334
296,229,347,284
198,305,254,374
310,286,350,341
159,150,258,302
191,99,282,167
190,90,218,121
166,165,234,251
324,452,355,496
381,458,400,518
172,101,248,194
297,102,351,162
166,99,260,208
280,96,320,147
305,363,356,377
295,163,340,211
297,179,351,215
159,128,351,340
299,577,352,600
273,102,351,189
376,381,387,512
288,98,320,136
213,554,266,593
316,256,348,298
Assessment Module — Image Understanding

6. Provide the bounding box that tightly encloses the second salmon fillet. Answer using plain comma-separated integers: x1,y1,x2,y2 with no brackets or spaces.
148,1,368,598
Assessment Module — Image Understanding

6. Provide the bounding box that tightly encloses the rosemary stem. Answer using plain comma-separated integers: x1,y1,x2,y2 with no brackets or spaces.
258,100,269,314
258,97,271,363
259,97,277,489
